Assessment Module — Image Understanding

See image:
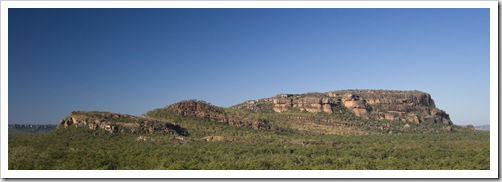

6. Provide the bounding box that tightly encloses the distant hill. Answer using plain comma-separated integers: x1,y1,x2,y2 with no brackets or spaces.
475,124,490,131
8,124,57,133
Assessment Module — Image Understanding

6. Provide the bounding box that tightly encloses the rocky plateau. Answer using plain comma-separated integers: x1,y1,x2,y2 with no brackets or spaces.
233,90,452,125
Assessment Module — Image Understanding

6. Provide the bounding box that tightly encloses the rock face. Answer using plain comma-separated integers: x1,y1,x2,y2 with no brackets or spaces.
234,90,452,125
340,93,368,117
59,111,189,136
163,100,269,130
271,93,337,114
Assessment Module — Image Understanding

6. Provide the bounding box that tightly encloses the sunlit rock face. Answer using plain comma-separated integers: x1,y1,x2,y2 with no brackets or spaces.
58,111,189,135
234,90,452,125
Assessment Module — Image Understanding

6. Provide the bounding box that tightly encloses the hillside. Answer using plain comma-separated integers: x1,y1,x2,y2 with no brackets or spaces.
144,90,458,135
8,90,489,170
57,90,465,136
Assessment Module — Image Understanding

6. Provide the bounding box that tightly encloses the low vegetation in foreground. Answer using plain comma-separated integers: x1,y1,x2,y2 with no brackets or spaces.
8,90,490,170
9,115,489,170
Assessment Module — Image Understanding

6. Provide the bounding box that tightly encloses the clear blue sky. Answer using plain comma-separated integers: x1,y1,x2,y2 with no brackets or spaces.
8,8,490,126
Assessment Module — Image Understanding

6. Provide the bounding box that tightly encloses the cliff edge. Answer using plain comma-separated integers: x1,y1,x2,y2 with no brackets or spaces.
233,90,452,125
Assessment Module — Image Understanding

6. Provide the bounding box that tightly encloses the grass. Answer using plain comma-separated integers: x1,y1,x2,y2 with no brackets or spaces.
8,102,489,170
8,113,490,170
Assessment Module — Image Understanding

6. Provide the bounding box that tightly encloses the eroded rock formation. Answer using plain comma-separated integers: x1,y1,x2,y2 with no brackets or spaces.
58,111,189,136
234,90,452,125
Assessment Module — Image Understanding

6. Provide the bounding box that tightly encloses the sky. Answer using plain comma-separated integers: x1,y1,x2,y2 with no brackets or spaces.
8,8,490,126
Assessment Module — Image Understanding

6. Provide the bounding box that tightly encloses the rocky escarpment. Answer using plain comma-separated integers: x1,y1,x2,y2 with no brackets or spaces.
233,90,452,125
58,111,189,136
160,100,269,130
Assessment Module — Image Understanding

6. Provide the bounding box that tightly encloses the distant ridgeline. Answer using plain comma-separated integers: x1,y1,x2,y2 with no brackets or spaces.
56,90,469,135
8,124,57,133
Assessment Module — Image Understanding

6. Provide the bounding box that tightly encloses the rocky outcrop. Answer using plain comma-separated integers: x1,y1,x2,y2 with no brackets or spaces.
163,100,269,130
465,125,476,131
333,90,451,124
202,135,225,142
233,90,452,125
340,93,368,117
271,93,337,114
58,111,189,136
366,91,449,124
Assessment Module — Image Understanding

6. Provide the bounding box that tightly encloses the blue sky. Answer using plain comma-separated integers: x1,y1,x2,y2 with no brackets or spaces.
8,8,489,125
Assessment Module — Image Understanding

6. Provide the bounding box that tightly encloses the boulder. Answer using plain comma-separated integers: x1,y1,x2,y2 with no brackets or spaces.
465,125,476,131
202,136,225,142
442,126,453,132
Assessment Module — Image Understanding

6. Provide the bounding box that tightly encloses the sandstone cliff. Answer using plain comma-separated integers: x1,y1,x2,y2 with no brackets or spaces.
59,111,189,136
233,90,452,125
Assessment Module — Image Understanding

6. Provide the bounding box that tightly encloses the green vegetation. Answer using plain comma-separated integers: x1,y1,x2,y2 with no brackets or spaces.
9,112,490,170
9,91,488,170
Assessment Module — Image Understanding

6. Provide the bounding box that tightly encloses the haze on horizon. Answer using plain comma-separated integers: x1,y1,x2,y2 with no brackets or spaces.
8,8,490,126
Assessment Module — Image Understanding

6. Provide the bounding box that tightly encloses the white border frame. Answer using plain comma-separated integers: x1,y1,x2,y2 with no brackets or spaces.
0,1,498,179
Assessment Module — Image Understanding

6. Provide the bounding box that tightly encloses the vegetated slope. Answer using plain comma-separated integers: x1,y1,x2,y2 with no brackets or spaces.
151,100,269,130
9,123,489,170
8,89,489,170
